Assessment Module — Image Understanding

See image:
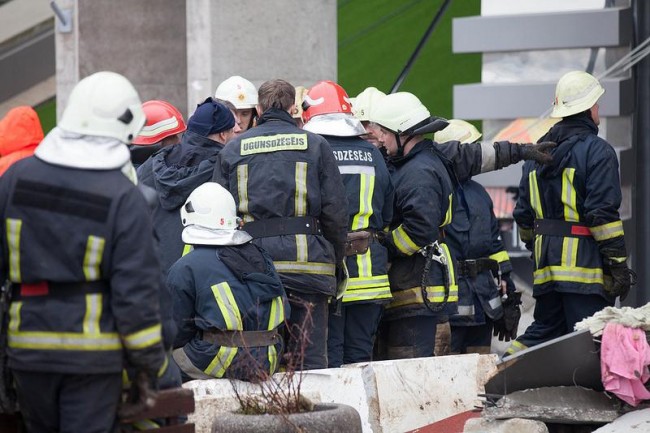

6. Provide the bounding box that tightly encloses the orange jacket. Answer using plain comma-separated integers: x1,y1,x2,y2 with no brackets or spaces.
0,106,44,176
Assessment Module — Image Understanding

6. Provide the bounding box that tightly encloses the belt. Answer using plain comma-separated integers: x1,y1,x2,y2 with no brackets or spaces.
534,219,592,238
243,216,321,238
13,280,109,299
202,329,282,347
456,258,498,278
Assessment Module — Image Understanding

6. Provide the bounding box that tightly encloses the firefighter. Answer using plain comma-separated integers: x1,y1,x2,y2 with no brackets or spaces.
168,182,289,381
0,71,165,433
302,81,394,367
507,71,633,355
351,87,386,148
434,120,519,355
130,100,187,168
214,75,258,134
292,85,308,128
0,106,43,176
368,92,555,358
213,79,348,370
137,98,238,274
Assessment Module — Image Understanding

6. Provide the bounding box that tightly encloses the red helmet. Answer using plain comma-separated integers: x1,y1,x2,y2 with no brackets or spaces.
302,81,353,124
132,100,187,146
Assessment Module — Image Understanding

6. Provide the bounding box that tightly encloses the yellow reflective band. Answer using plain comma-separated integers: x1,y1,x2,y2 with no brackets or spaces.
342,287,392,303
273,261,335,275
505,340,527,355
351,173,376,230
534,235,543,269
240,133,308,155
9,302,22,332
83,294,102,335
237,164,254,223
519,227,534,243
182,244,193,256
441,193,453,227
267,296,284,330
534,265,603,285
590,220,624,242
562,168,579,222
157,355,169,378
133,419,160,430
529,170,544,219
387,285,459,309
392,225,420,255
346,274,390,289
122,369,130,386
489,251,510,264
123,324,162,350
355,248,373,278
204,345,238,378
83,235,105,281
441,243,456,285
294,162,308,217
561,236,578,268
8,331,121,350
295,234,308,262
212,282,243,331
610,256,627,264
6,218,22,282
268,345,278,374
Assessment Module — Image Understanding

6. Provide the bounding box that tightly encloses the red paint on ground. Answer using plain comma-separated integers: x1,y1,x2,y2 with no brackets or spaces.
406,410,482,433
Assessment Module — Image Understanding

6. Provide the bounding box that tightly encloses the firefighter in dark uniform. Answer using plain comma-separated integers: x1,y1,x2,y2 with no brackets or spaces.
368,92,556,359
301,81,394,367
167,182,289,381
508,71,634,356
0,72,166,433
212,79,348,370
434,120,518,354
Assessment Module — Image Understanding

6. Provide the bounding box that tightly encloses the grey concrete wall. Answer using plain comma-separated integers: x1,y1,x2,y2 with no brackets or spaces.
187,0,337,113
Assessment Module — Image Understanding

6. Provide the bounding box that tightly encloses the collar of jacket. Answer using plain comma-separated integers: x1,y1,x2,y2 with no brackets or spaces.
181,130,224,149
388,138,433,167
256,108,295,126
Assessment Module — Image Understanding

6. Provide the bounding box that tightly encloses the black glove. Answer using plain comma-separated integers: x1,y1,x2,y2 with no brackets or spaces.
603,259,636,301
118,369,158,421
375,230,388,246
518,141,557,165
492,291,522,342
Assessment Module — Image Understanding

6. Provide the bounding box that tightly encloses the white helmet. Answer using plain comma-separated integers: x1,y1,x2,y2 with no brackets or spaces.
214,75,258,109
551,71,604,118
352,87,386,122
369,92,430,134
59,71,146,143
434,119,482,144
181,182,238,230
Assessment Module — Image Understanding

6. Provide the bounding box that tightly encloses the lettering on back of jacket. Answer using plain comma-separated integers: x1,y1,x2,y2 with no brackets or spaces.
240,134,308,155
332,150,373,162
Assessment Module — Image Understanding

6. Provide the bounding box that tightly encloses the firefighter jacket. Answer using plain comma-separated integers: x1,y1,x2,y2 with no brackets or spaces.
167,243,289,381
327,135,394,304
0,157,165,375
0,106,43,176
514,113,625,298
137,130,224,274
212,109,348,297
445,180,513,326
383,139,459,320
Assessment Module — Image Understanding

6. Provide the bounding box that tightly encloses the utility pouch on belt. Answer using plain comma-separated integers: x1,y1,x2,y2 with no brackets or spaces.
345,231,372,256
202,329,281,347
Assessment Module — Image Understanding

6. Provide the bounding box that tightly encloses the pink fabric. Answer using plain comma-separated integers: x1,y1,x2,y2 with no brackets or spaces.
601,322,650,406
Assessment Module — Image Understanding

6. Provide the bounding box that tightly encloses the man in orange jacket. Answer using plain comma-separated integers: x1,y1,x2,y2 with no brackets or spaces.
0,106,44,176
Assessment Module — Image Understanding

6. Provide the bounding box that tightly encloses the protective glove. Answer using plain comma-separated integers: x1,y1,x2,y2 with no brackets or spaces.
375,230,388,246
335,261,349,300
118,369,159,421
492,291,522,342
603,259,636,301
518,141,557,165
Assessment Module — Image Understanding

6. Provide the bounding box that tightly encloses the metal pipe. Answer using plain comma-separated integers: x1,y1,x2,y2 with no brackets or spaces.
633,0,650,306
390,0,452,94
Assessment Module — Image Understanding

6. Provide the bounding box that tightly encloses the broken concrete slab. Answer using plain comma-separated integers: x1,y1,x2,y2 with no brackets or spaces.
485,330,602,397
464,417,549,433
593,408,650,432
483,387,620,424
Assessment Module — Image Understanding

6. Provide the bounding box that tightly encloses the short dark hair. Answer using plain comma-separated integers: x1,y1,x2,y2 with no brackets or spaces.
258,79,295,112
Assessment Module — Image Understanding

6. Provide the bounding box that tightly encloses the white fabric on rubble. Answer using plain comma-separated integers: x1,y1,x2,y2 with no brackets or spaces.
575,303,650,337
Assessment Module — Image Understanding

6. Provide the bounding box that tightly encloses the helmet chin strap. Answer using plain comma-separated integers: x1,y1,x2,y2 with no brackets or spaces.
394,133,416,158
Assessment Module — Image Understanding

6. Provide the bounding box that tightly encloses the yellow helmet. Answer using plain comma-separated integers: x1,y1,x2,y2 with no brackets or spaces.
352,87,386,122
369,92,430,134
551,71,604,118
434,119,482,144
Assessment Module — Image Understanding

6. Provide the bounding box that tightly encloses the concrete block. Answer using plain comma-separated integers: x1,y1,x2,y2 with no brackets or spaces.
464,417,549,433
593,408,650,432
367,354,499,433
